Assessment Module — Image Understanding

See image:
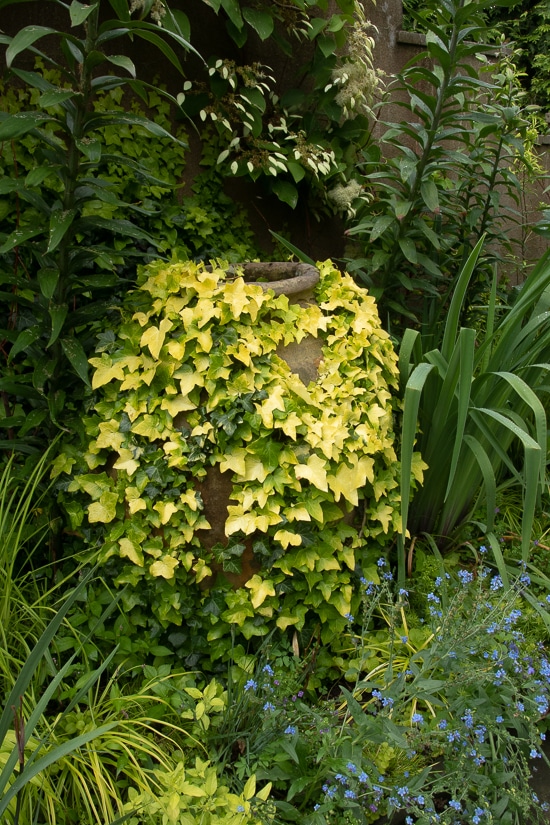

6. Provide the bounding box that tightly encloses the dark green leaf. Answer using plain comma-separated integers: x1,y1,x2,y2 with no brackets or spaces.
242,8,274,40
38,269,60,301
106,54,136,77
47,209,77,253
420,179,439,212
0,112,53,141
5,26,57,67
221,0,243,29
38,90,77,108
70,0,98,27
272,180,298,209
8,328,42,362
47,305,69,348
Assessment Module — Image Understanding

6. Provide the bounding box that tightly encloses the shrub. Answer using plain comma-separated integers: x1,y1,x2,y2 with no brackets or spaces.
55,259,419,667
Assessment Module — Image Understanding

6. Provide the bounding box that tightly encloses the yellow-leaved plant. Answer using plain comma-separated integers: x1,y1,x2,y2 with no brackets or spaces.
56,259,422,664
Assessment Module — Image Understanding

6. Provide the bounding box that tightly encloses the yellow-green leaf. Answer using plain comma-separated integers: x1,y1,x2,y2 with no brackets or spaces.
150,555,179,579
243,775,256,800
153,500,179,524
294,453,328,492
89,354,125,389
88,492,119,523
119,537,144,566
140,317,173,359
327,455,375,505
245,574,276,608
274,529,302,549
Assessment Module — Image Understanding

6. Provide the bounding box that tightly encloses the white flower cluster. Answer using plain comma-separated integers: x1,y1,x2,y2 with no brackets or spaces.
326,13,383,120
328,179,368,216
129,0,166,26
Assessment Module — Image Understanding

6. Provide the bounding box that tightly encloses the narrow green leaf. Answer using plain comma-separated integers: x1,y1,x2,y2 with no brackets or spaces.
70,0,98,26
162,8,191,43
39,90,76,108
47,304,68,348
370,215,394,241
400,362,435,539
106,54,136,77
0,226,43,253
0,572,94,777
5,26,57,67
420,179,439,212
0,112,53,141
398,237,417,264
61,337,91,386
0,724,118,816
47,208,77,253
269,231,316,266
441,236,485,363
463,435,496,533
37,268,60,300
444,328,476,499
221,0,243,28
76,138,101,163
8,328,41,362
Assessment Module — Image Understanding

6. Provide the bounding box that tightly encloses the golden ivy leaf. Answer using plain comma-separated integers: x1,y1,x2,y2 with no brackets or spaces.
275,604,307,631
89,355,125,389
193,558,213,583
274,529,302,549
283,505,311,522
119,536,144,566
150,555,179,579
219,447,247,477
294,453,328,492
126,487,147,515
327,455,375,506
329,585,352,617
153,501,179,524
225,506,281,536
279,411,303,440
167,339,186,360
50,452,75,478
132,415,170,440
411,451,429,483
161,395,196,416
140,317,173,360
220,278,254,320
245,574,276,608
373,502,394,533
303,497,325,523
88,492,119,523
113,448,139,477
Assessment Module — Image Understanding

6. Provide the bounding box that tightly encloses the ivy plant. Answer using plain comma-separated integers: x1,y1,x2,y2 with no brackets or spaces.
55,260,424,666
0,0,194,453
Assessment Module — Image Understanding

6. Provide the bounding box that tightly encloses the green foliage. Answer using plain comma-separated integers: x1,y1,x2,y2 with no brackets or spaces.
345,0,541,329
0,0,193,452
123,761,273,825
179,1,381,216
55,259,415,667
487,0,550,111
398,241,550,569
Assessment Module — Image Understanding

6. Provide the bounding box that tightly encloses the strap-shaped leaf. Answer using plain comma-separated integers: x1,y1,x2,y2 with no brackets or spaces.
400,362,435,540
5,26,57,67
0,111,53,141
463,434,496,533
445,327,476,499
441,236,484,362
